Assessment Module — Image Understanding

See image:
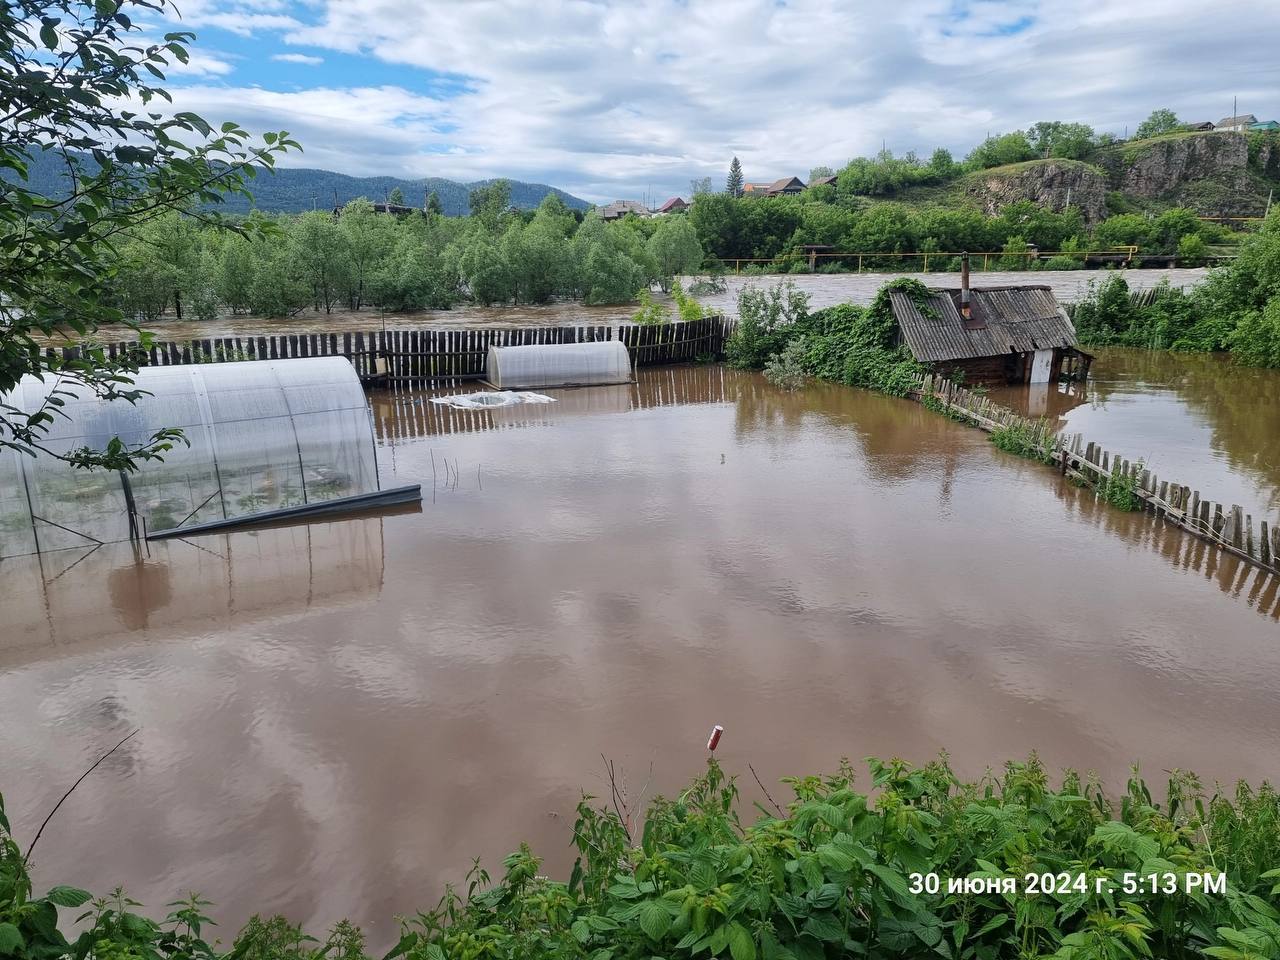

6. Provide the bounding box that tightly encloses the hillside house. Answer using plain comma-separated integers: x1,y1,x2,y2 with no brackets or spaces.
656,197,689,214
1250,120,1280,131
598,200,650,221
1215,114,1258,132
886,263,1089,385
742,177,807,197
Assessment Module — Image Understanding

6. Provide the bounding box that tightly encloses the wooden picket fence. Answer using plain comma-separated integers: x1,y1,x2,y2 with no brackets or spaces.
57,315,735,385
912,373,1280,577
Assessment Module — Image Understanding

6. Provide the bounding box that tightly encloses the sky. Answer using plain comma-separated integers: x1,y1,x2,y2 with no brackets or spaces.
143,0,1280,204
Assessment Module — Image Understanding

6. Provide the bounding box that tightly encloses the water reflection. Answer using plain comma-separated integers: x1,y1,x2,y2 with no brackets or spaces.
370,364,735,440
0,520,385,656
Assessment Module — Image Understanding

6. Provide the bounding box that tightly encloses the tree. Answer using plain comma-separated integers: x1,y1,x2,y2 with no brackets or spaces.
690,192,745,261
808,165,835,182
927,148,957,179
1,0,296,470
1135,108,1180,141
967,131,1036,169
469,179,511,232
426,190,443,215
289,211,351,312
570,214,646,304
646,216,704,292
387,186,405,206
689,176,713,196
726,157,744,198
338,199,395,309
1027,121,1096,160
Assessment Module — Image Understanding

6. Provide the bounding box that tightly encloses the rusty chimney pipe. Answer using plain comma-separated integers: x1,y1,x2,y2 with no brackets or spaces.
960,252,971,319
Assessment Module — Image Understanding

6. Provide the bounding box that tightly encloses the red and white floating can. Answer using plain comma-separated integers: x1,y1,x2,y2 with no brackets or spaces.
706,725,724,751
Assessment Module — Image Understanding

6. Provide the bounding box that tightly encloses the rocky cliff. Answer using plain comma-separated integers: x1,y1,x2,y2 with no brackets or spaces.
962,159,1109,223
1093,131,1270,216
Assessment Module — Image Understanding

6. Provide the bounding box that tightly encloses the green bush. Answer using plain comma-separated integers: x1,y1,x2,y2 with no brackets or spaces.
725,281,810,368
671,281,706,322
990,419,1057,464
763,337,809,390
1070,212,1280,364
1042,255,1081,271
1104,465,1143,511
1177,233,1207,266
632,289,668,325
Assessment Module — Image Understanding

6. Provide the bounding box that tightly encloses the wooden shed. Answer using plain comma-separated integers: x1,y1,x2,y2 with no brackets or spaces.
887,272,1091,386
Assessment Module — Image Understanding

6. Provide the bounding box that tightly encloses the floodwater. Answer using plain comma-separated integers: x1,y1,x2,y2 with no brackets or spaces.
990,348,1280,523
60,267,1209,343
1,365,1277,947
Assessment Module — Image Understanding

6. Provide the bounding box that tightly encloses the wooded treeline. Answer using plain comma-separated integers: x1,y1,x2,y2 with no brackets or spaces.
100,186,705,320
688,194,1226,268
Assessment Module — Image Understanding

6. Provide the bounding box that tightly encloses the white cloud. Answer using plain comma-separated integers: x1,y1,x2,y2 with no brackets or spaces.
272,52,324,65
156,0,1280,202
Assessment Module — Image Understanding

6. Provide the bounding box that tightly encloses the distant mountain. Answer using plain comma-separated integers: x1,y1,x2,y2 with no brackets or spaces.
10,149,591,215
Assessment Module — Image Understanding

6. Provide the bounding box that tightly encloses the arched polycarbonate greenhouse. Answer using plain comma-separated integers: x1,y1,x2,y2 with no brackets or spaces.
485,341,633,389
0,358,418,559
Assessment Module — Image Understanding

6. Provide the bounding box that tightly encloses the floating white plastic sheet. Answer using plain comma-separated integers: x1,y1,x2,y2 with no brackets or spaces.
429,390,557,410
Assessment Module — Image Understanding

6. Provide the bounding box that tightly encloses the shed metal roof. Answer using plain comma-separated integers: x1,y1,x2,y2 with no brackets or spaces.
888,285,1078,363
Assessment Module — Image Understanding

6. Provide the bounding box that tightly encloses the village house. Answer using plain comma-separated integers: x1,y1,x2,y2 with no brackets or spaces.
1215,114,1258,132
742,176,807,197
656,197,689,214
1250,119,1280,131
886,258,1090,386
809,175,838,188
598,200,650,221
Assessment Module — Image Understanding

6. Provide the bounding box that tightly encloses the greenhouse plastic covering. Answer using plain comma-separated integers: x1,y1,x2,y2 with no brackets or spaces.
0,358,382,557
486,341,632,389
429,390,556,410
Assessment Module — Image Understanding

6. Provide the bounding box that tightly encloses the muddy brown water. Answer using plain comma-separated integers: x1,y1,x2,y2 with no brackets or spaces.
989,347,1280,522
58,268,1208,342
1,363,1277,946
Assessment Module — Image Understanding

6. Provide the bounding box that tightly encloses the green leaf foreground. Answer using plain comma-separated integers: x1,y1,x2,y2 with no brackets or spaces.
3,755,1279,960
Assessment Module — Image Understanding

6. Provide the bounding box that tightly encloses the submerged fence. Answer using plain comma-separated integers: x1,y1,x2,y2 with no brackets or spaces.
911,373,1280,578
56,315,736,385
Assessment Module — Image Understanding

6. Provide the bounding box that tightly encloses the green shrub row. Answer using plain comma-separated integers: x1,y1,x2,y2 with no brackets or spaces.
1070,212,1280,367
6,757,1278,960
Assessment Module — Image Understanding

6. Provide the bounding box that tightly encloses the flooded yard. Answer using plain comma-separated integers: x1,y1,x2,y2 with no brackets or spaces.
1,365,1277,945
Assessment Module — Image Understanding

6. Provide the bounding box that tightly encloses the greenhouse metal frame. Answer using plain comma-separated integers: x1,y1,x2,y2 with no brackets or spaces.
1,358,417,558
